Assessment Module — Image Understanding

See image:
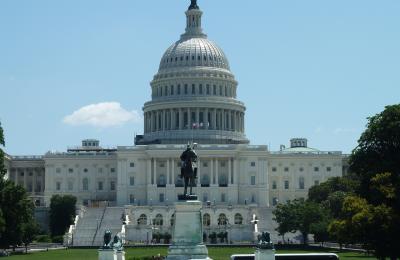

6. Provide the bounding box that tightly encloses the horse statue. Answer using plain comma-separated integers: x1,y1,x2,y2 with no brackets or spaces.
180,143,198,197
257,231,274,250
103,230,112,249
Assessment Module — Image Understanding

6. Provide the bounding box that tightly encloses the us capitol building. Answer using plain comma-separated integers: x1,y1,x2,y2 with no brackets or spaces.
4,1,347,245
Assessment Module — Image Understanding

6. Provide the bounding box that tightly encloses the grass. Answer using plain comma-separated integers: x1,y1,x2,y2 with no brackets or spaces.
7,247,374,260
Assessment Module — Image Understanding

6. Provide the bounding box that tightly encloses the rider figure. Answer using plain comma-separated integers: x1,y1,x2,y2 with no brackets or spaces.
180,144,198,196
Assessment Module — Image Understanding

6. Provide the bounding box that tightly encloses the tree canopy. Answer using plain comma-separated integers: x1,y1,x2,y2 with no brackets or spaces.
49,194,77,237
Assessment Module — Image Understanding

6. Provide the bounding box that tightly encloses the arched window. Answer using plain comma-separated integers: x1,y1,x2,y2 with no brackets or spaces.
82,178,88,191
218,214,227,226
234,213,243,225
170,214,175,226
299,177,305,189
154,214,163,226
203,213,211,226
138,214,147,225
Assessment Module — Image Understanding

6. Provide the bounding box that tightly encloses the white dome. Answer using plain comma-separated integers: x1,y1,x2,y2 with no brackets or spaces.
159,38,230,71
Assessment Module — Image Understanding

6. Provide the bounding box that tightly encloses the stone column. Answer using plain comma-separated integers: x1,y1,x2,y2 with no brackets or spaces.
170,159,174,185
196,108,199,125
179,108,183,130
228,158,232,185
187,108,191,129
204,108,209,129
147,159,152,185
213,109,217,130
161,110,165,131
153,159,157,186
23,168,28,190
171,109,175,130
222,110,225,131
215,159,219,185
197,159,201,187
233,159,238,185
166,159,170,185
33,169,37,193
210,159,214,185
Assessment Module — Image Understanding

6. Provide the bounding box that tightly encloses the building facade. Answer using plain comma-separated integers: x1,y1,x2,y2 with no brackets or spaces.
4,1,345,242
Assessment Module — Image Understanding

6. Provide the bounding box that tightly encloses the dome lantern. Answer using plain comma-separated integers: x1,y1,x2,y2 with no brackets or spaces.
181,0,206,40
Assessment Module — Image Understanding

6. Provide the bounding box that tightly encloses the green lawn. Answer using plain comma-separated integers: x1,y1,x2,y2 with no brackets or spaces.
7,247,374,260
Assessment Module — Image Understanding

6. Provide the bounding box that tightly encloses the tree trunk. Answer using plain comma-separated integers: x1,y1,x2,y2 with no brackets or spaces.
302,233,308,245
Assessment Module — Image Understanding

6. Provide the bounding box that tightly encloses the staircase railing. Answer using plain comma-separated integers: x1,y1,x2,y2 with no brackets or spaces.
92,207,107,246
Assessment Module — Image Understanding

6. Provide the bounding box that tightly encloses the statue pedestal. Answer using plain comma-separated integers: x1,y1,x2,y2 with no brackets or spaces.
167,200,212,260
98,248,115,260
115,250,125,260
255,248,275,260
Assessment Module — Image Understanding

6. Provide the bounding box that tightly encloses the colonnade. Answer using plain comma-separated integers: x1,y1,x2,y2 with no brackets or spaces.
11,167,45,193
146,157,237,187
144,108,244,133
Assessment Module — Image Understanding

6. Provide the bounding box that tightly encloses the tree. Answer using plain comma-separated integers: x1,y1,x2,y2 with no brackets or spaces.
273,201,297,241
0,121,37,250
49,195,77,237
273,199,329,245
349,104,400,203
21,219,39,253
346,104,400,259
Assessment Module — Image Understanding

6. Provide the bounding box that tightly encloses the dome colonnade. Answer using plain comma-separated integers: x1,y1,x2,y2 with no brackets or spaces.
140,1,248,145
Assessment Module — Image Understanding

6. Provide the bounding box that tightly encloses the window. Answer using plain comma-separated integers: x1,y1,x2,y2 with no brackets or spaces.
158,175,166,187
314,167,319,172
203,162,208,167
284,180,289,189
138,214,147,225
327,167,332,172
299,177,305,189
218,214,227,226
130,162,135,167
98,181,103,191
299,167,304,172
221,193,226,202
314,180,320,186
177,85,181,94
129,194,135,204
203,214,211,226
83,178,89,191
56,168,61,173
110,168,115,173
154,214,163,226
272,167,277,172
206,85,210,95
199,84,203,94
170,214,175,226
251,194,256,203
272,197,278,206
192,84,195,94
234,214,243,225
130,177,135,186
284,167,289,172
250,162,256,167
250,176,256,186
184,84,188,94
159,193,165,203
201,175,210,187
110,181,116,191
219,174,228,187
272,181,277,189
84,168,88,173
220,162,226,167
213,85,216,95
56,182,61,191
68,168,73,173
68,181,73,191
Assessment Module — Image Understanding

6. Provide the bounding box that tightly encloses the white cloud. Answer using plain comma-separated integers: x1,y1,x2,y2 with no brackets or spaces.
63,102,141,127
333,127,359,135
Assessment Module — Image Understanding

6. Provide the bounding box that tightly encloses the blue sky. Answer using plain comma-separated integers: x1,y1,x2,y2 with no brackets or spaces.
0,0,399,155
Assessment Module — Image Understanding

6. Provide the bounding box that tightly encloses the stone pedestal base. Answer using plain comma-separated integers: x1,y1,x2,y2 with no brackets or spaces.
167,200,212,260
115,250,125,260
255,248,275,260
98,249,115,260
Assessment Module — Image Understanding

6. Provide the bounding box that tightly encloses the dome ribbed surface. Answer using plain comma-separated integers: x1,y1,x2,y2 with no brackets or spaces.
159,38,230,71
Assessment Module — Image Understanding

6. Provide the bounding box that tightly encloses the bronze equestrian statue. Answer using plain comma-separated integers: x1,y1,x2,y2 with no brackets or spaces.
180,144,198,197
